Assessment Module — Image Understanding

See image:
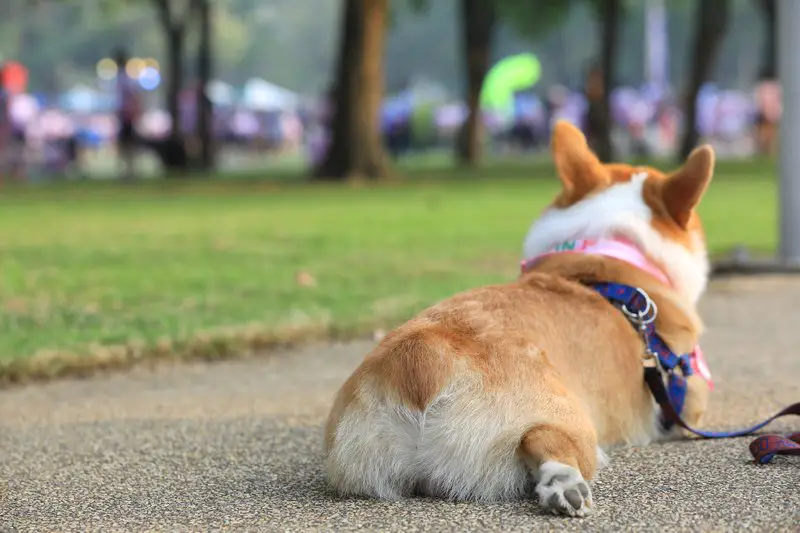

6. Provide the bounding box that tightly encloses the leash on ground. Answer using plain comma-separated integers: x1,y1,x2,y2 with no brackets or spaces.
644,367,800,464
592,281,800,465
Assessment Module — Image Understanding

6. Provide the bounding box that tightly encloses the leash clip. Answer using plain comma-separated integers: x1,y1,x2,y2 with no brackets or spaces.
640,330,662,369
620,287,658,326
618,288,660,368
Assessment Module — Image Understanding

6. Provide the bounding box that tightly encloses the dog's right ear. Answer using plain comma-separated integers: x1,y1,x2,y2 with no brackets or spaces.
550,121,608,204
661,144,715,229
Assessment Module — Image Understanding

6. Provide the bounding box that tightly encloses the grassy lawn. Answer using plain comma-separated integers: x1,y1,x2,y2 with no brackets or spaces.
0,159,777,383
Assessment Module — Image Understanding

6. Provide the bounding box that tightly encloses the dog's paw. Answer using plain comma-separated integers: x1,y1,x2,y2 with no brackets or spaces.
534,461,593,518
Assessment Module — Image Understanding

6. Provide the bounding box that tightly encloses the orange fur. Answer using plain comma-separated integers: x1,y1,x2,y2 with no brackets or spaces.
521,423,597,480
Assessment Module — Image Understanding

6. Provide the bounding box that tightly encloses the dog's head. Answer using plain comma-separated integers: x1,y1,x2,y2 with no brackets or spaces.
523,120,714,304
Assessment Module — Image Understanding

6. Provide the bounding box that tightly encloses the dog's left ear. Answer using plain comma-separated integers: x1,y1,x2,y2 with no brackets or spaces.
550,120,609,203
662,145,715,228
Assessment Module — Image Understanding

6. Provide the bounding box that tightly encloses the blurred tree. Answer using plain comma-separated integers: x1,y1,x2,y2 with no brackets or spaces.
755,0,776,79
314,0,390,180
55,0,197,169
195,0,214,171
7,1,770,97
454,0,574,165
497,0,618,161
679,0,730,160
497,0,575,40
456,0,495,166
586,0,622,162
152,0,192,145
0,1,33,72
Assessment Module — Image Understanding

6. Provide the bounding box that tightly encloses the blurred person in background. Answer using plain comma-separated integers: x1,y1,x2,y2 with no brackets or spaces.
754,67,781,156
282,110,302,152
0,65,28,184
179,84,198,155
544,84,569,133
309,86,335,166
654,97,679,156
7,92,41,181
0,78,8,185
583,61,605,148
507,89,541,152
114,47,142,180
627,95,650,157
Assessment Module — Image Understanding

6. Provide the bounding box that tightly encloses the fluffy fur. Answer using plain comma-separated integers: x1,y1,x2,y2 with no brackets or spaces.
522,171,710,305
324,121,714,517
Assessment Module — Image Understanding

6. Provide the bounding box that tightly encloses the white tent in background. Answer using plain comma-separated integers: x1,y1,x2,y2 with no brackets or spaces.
405,77,450,104
206,80,236,106
241,78,298,111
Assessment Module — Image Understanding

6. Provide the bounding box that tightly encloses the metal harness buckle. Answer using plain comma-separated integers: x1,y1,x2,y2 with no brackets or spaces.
619,288,660,368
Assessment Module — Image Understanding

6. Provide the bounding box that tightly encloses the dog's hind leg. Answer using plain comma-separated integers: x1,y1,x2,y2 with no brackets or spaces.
520,412,601,518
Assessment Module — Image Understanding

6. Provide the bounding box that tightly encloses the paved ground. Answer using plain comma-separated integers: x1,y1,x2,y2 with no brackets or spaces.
1,276,800,532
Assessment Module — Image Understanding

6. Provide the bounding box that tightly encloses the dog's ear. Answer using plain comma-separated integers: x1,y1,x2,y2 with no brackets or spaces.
662,145,715,228
550,120,608,202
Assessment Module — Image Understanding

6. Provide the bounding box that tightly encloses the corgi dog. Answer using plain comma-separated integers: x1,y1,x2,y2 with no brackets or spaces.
323,121,715,517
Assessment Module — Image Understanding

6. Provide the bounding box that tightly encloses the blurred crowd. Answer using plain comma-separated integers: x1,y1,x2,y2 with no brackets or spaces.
0,70,783,181
370,79,782,161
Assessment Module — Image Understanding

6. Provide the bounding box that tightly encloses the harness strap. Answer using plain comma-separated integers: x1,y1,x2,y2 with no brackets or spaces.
592,281,800,464
592,281,694,429
645,366,800,464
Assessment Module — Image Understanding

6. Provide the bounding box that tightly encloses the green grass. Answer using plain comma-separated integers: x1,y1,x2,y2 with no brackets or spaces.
0,159,778,382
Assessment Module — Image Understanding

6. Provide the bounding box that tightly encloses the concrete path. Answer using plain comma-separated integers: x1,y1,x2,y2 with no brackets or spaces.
1,277,799,532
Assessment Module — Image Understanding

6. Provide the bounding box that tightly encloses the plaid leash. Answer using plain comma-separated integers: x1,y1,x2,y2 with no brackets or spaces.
593,281,800,464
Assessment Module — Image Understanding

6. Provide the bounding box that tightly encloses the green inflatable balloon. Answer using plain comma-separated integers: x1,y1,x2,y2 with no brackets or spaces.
480,53,542,117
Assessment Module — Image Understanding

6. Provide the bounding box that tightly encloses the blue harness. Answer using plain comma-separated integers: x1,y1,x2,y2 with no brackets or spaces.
591,281,800,463
591,282,693,430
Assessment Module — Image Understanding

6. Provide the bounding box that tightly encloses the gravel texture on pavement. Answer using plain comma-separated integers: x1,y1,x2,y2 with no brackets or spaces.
1,276,799,532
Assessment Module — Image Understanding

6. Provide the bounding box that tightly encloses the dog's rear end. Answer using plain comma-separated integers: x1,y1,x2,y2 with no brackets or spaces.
324,280,657,512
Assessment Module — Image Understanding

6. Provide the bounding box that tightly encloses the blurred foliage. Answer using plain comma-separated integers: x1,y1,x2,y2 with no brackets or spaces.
494,0,575,40
0,0,772,95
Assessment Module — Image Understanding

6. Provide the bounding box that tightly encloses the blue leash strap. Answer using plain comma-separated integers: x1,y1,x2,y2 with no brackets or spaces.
592,281,693,426
592,281,800,464
591,283,694,375
645,366,800,463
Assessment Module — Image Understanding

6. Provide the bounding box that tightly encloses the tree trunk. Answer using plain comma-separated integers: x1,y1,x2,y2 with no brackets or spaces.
313,0,390,180
589,0,621,163
757,0,777,79
152,0,191,175
154,0,185,142
456,0,495,165
196,0,215,171
679,0,730,160
166,25,185,141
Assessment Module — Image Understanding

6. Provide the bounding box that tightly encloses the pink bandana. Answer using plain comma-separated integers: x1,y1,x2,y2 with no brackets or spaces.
521,238,713,388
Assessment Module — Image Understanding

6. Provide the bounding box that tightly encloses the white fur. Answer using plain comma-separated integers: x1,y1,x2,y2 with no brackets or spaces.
327,370,612,504
595,446,610,470
535,461,593,517
522,172,710,304
630,406,666,446
327,375,541,502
